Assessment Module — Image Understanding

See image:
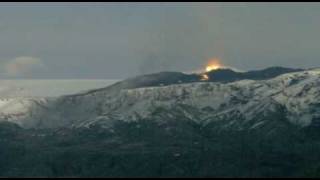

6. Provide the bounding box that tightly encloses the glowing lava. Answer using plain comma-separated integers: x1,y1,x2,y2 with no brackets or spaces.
200,74,209,81
205,58,222,72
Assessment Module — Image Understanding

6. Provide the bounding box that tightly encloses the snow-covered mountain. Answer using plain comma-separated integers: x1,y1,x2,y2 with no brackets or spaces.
0,79,118,127
0,67,319,131
1,67,319,178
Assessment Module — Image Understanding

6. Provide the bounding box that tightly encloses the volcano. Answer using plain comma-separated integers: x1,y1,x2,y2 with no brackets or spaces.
94,66,304,91
1,66,320,178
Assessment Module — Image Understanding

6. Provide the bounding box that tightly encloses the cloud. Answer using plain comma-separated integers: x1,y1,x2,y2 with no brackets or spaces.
4,56,45,77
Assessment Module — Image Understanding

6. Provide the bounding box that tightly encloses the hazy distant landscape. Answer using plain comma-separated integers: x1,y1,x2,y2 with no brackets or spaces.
0,79,119,97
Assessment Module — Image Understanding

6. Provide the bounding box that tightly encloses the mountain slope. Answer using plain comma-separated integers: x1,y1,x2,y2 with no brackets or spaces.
0,67,317,131
70,66,303,97
1,67,320,178
56,68,320,129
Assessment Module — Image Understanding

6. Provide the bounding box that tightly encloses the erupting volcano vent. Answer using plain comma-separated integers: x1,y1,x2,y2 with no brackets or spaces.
205,58,223,72
199,57,224,81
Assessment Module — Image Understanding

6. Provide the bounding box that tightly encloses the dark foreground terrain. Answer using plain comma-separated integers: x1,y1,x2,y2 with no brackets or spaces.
1,119,320,178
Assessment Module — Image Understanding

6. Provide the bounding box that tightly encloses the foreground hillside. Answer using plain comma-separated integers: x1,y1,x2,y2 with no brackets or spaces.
1,120,320,177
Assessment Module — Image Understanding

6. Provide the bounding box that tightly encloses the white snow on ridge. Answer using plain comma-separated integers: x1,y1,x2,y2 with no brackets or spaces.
0,79,119,126
0,69,320,129
94,68,320,127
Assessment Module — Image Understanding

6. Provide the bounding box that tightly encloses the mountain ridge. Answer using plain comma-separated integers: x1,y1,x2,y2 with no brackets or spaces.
1,66,320,178
65,66,304,98
0,66,318,131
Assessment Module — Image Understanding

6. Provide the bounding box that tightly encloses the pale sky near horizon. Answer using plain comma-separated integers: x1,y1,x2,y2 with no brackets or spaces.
0,2,320,79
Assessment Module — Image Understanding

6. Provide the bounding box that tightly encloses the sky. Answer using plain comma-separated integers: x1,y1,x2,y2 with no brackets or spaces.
0,2,320,79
